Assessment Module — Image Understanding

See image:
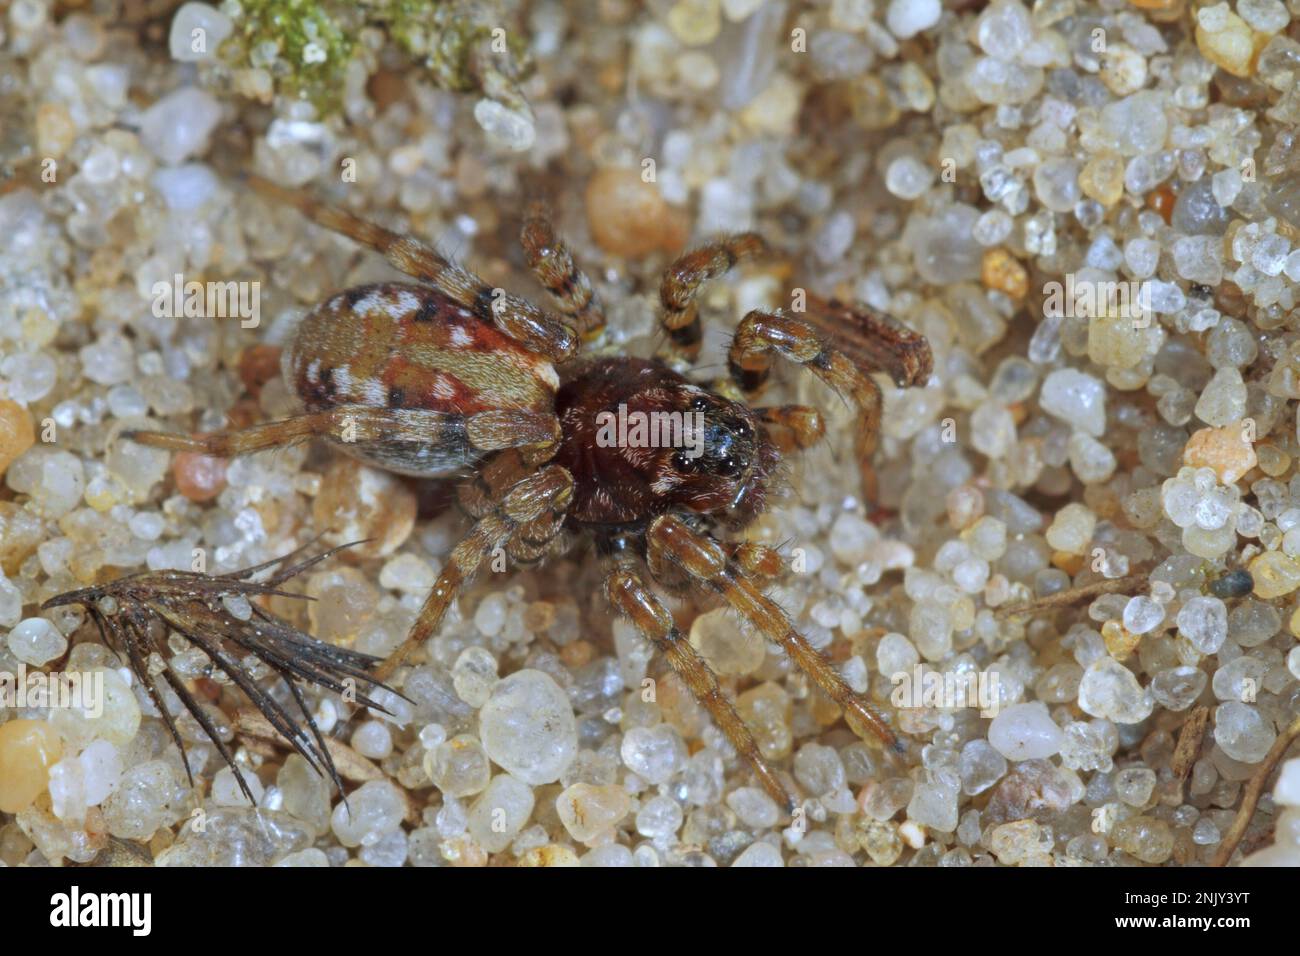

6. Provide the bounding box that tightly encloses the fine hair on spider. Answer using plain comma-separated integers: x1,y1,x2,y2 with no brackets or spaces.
43,542,398,805
121,172,934,812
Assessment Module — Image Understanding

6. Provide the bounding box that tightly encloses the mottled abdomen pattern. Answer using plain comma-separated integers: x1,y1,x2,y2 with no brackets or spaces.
284,282,559,476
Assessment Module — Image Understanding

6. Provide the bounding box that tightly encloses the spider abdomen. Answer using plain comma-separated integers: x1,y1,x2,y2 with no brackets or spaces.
284,281,559,476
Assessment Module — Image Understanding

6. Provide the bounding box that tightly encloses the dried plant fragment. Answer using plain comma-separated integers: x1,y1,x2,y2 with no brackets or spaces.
1213,712,1300,866
995,573,1150,619
1171,705,1210,782
43,543,396,804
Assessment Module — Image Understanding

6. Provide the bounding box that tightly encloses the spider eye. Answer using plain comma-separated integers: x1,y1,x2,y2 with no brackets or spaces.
716,456,743,477
690,395,710,412
672,451,699,472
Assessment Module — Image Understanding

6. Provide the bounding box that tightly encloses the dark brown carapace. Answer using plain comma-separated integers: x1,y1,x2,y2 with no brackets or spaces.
114,174,933,812
553,357,780,530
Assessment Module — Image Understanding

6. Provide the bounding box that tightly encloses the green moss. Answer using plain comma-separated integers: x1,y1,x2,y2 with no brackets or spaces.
223,0,360,113
417,1,530,93
220,0,529,116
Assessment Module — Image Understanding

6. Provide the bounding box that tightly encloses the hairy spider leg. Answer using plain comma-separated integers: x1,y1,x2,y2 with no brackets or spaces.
727,304,932,501
124,407,561,480
372,462,574,682
520,202,607,342
647,515,902,755
659,233,768,361
604,562,794,812
245,173,578,362
752,404,827,454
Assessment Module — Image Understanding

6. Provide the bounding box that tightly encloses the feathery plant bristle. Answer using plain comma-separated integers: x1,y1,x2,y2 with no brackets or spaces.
43,542,397,805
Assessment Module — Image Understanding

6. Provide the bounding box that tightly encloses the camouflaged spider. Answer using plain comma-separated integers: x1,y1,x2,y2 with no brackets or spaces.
126,175,933,811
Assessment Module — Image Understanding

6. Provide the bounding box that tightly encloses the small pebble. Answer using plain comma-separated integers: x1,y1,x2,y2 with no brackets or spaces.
479,670,577,785
168,3,233,63
1214,701,1275,763
886,0,941,38
451,647,499,708
0,401,35,478
988,702,1064,760
1078,658,1154,724
0,720,62,814
352,720,394,760
468,774,535,853
425,735,491,797
981,248,1028,299
690,607,763,675
1195,4,1261,78
312,459,416,559
330,780,404,847
1249,551,1300,598
139,86,223,165
6,616,66,665
1183,425,1257,484
621,724,687,784
555,783,632,843
173,451,227,502
1040,369,1107,436
585,168,688,257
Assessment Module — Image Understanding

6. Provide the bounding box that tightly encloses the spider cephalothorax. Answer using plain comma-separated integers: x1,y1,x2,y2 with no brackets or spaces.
553,357,779,530
119,175,933,811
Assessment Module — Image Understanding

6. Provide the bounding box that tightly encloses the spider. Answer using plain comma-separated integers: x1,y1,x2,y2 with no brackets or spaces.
122,174,934,811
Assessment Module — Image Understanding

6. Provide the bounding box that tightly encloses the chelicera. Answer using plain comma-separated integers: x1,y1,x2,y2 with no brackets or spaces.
120,174,933,811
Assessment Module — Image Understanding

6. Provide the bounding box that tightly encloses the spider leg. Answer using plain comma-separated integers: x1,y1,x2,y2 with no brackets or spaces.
372,462,574,682
459,449,529,518
754,405,826,454
459,452,571,561
647,514,902,755
123,406,560,480
726,541,786,585
727,305,931,500
659,233,767,360
245,174,577,361
604,563,794,813
800,294,934,389
520,202,606,343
